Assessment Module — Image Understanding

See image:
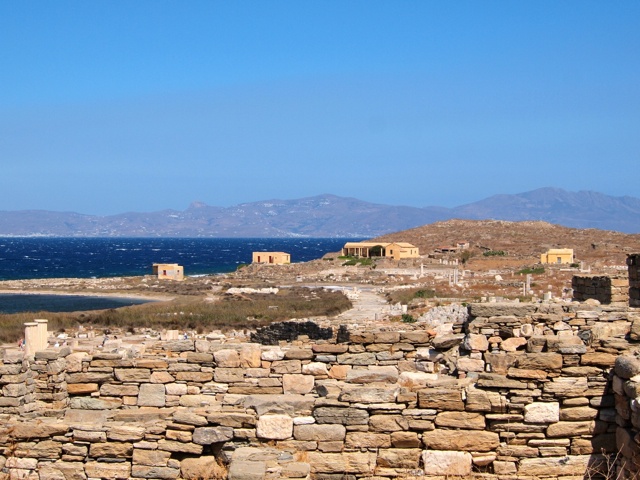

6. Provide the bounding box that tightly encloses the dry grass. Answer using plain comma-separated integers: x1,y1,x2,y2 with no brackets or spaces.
0,287,351,343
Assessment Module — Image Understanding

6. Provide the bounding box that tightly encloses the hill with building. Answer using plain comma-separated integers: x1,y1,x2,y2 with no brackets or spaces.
0,187,639,237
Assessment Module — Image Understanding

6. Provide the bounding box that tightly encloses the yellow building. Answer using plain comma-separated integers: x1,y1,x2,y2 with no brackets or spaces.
386,242,420,260
153,263,184,281
341,241,419,259
540,248,574,264
252,252,291,265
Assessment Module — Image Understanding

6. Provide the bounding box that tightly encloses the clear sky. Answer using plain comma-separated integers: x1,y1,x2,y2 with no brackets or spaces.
1,1,639,215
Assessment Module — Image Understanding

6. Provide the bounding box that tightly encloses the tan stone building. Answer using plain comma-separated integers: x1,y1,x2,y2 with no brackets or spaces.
252,252,291,265
341,241,419,259
540,248,574,264
152,263,184,281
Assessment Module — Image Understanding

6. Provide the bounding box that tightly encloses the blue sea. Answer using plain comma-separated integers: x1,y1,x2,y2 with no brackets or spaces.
0,237,356,313
0,237,353,281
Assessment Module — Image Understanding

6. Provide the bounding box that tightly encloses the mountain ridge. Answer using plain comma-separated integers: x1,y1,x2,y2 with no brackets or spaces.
1,187,638,237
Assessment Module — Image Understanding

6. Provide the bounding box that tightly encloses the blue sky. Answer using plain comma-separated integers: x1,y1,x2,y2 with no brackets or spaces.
1,1,639,215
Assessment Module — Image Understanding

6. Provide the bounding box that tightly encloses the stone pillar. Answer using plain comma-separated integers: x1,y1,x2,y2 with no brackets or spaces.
23,322,39,356
35,318,48,351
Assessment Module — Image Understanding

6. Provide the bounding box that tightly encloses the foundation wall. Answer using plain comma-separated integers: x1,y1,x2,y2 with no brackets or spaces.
572,274,629,304
1,302,639,479
628,254,640,308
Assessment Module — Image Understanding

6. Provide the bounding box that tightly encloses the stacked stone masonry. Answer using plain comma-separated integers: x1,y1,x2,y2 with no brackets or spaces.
572,274,629,304
628,254,640,308
1,301,640,479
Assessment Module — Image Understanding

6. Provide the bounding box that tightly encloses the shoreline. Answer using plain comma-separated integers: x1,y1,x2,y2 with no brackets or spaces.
0,289,173,303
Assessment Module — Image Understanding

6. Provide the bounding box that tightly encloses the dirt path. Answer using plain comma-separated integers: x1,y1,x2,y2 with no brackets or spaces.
335,286,393,323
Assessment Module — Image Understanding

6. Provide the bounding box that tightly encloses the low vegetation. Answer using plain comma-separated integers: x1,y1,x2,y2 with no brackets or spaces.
517,267,545,275
338,255,374,267
385,287,438,305
482,250,507,257
0,287,352,344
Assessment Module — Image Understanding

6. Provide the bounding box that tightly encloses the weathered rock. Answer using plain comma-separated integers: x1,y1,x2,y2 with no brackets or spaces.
422,430,500,451
421,450,472,476
193,426,234,444
294,424,346,442
524,402,559,423
138,383,166,407
256,414,293,440
435,411,485,430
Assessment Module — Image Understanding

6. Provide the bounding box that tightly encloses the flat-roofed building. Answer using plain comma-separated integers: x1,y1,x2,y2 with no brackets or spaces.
540,248,574,264
252,252,291,265
153,263,184,281
341,241,419,259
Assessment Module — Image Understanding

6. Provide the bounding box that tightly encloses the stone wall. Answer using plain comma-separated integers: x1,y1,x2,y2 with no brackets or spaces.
628,254,640,308
572,274,629,304
1,302,640,479
612,355,640,478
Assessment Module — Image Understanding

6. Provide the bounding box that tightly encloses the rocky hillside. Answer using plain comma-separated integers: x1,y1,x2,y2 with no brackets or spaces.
375,219,640,267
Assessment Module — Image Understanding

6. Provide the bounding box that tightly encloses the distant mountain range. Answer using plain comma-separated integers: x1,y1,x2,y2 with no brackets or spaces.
1,188,639,237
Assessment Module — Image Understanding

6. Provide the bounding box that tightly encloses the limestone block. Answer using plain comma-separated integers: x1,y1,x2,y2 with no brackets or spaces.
89,442,133,458
37,461,86,480
546,421,595,437
244,394,314,416
417,388,464,410
294,424,346,442
435,411,485,430
543,377,588,397
524,402,560,423
69,397,122,410
150,371,175,384
114,368,150,382
313,406,369,425
99,384,138,396
390,431,421,448
256,414,293,440
186,352,214,363
369,414,409,432
516,353,563,370
328,364,350,379
421,450,472,476
214,349,241,367
207,412,256,428
500,337,528,352
463,333,489,352
377,448,421,469
271,360,301,374
66,372,113,383
175,371,214,382
492,460,517,475
138,383,166,407
133,449,172,467
131,465,180,479
261,347,285,361
560,406,599,421
345,366,398,384
157,439,203,454
73,430,107,443
518,455,597,476
339,385,398,403
397,371,438,389
193,426,234,444
172,410,208,426
107,425,145,442
181,457,226,480
422,429,499,452
178,394,218,407
456,357,485,372
345,432,391,449
283,374,315,394
581,352,617,367
465,388,506,413
336,352,377,365
165,383,188,396
306,452,377,474
276,345,314,362
23,439,62,459
301,362,329,376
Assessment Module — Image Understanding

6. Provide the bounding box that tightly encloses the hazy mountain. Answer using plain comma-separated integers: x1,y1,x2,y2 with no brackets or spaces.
0,188,638,237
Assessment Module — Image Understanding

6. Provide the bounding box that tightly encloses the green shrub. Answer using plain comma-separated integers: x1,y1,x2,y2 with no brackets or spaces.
483,250,507,257
401,313,416,323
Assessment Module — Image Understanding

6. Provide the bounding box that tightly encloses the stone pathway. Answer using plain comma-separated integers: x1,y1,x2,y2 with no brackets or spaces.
335,286,392,323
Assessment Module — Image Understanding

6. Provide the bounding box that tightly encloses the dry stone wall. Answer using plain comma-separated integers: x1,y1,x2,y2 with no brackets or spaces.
628,254,640,308
572,274,629,304
1,301,640,480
